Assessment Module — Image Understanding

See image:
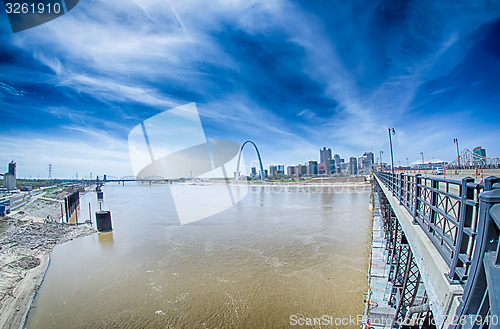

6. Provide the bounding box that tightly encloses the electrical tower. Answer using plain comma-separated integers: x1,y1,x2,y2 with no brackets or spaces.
48,163,53,179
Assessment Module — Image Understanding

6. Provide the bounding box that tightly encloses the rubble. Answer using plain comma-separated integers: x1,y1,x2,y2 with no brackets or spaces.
0,221,93,253
0,193,96,329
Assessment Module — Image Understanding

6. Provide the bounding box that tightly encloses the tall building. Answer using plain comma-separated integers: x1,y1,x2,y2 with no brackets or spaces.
360,156,372,174
277,165,284,176
318,163,326,175
363,152,374,165
333,154,342,173
4,161,16,191
320,147,332,165
307,160,318,176
287,166,296,177
269,165,284,178
327,159,336,174
250,167,257,179
297,164,307,177
269,165,278,177
349,157,358,175
473,146,486,157
8,161,16,175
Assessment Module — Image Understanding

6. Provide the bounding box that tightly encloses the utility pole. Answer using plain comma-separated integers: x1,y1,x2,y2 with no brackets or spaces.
388,128,395,175
453,138,460,168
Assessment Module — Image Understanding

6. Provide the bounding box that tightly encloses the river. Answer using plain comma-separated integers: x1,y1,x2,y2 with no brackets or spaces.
27,183,371,328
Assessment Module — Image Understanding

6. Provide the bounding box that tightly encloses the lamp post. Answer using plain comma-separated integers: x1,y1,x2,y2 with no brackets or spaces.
388,128,395,175
406,157,409,167
380,151,383,170
453,138,460,168
421,152,424,169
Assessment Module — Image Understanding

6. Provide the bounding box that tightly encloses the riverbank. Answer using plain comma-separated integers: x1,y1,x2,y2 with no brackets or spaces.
247,175,369,185
0,193,95,329
179,175,370,187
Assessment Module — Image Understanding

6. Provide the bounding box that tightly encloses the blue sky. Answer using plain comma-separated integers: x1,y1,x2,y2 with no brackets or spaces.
1,0,500,178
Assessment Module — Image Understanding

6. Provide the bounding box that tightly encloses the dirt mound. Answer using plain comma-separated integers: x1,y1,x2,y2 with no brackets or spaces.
16,256,41,270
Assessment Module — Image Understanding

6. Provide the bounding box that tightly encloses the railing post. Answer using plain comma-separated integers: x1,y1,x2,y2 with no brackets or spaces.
412,174,421,224
392,172,395,194
451,189,500,329
484,176,500,191
399,173,404,204
406,174,411,208
390,172,394,194
448,177,475,282
393,172,397,197
429,179,439,233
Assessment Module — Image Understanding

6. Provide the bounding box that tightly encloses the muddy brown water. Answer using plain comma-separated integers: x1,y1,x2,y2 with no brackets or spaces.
27,183,371,328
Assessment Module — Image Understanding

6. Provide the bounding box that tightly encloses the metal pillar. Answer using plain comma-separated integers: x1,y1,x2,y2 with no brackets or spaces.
394,248,421,324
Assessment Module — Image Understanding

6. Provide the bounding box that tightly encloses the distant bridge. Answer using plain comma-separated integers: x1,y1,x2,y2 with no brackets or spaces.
100,175,173,184
370,171,500,328
448,149,500,168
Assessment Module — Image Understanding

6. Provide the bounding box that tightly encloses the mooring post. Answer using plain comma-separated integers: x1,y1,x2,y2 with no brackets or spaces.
412,174,421,224
89,202,92,226
60,203,64,225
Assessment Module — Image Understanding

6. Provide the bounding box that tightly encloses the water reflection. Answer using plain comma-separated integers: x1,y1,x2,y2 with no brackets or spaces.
98,231,114,247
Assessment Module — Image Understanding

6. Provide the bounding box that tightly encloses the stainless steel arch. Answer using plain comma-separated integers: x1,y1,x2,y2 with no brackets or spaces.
235,141,265,181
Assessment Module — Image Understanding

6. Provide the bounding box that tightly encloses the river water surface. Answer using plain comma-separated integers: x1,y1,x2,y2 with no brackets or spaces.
27,183,371,328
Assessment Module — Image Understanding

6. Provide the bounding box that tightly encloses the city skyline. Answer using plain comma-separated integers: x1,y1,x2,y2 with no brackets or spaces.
1,0,500,178
258,147,374,178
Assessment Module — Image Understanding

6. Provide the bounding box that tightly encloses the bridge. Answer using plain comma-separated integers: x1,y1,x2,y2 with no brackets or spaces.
448,148,500,168
367,171,500,328
101,175,171,184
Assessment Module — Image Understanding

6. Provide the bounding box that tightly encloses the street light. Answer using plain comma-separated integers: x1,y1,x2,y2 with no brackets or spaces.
388,128,395,175
421,152,424,168
380,151,383,170
453,138,460,168
406,157,409,167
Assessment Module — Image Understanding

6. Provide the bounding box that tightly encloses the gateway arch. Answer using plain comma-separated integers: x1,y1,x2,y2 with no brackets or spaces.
235,141,265,181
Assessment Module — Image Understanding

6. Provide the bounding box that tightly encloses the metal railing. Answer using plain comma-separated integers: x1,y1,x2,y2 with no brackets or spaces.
376,172,500,284
376,172,500,328
452,189,500,329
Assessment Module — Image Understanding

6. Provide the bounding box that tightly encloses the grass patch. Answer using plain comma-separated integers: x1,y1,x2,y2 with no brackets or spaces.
43,186,63,192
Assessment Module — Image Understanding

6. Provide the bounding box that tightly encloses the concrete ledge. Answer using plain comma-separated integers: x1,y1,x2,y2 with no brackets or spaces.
375,175,463,329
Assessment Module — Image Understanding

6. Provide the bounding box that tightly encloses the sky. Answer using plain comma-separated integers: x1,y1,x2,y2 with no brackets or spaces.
1,0,500,179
